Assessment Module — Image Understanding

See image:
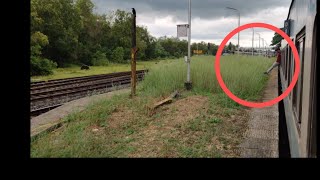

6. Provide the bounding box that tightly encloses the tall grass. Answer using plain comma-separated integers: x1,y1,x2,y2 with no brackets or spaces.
140,55,274,101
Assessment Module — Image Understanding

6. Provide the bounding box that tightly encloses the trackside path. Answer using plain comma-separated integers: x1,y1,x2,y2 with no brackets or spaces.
239,68,279,158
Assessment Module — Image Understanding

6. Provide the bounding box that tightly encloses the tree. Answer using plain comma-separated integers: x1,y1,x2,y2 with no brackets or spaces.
154,41,168,58
111,47,125,63
30,31,57,76
191,41,211,55
30,0,202,76
76,0,102,65
92,51,109,66
31,31,49,56
145,37,157,60
32,0,81,67
208,43,218,56
271,27,284,46
109,10,132,61
227,42,236,52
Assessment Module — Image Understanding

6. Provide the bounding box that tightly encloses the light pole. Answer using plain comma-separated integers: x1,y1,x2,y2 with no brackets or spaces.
252,28,254,56
264,39,268,56
261,38,265,56
185,0,192,90
226,7,240,55
256,32,261,55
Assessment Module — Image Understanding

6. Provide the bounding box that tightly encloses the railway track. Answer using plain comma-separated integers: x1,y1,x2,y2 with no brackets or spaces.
31,70,145,88
31,70,147,117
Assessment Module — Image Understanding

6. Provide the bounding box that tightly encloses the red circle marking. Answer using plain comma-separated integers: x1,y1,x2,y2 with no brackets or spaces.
215,22,300,108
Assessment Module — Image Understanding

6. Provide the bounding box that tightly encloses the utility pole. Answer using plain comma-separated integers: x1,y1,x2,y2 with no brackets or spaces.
237,11,240,55
130,8,138,97
256,33,261,56
261,38,264,56
264,39,267,57
261,38,266,56
252,28,254,56
185,0,192,90
263,39,267,56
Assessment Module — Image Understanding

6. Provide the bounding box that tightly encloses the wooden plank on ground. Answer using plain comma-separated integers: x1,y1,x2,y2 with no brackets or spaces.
149,90,179,111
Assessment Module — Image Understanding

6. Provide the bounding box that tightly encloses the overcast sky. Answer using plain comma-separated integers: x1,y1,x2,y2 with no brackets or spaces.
92,0,291,48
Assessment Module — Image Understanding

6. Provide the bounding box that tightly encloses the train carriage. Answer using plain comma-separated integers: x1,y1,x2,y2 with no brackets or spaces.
279,0,318,157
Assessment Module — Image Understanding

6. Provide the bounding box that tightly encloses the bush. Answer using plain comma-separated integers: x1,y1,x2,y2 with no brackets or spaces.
212,49,218,56
111,47,124,63
174,52,181,58
92,58,110,66
31,56,57,76
92,51,110,66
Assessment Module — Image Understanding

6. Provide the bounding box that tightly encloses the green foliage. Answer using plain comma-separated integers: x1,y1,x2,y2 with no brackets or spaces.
31,0,82,66
31,56,57,76
154,41,168,58
92,51,109,66
31,31,49,47
157,36,188,58
30,0,221,77
111,47,125,63
31,31,49,57
227,42,236,52
30,30,57,75
271,27,284,46
192,41,207,55
192,42,219,56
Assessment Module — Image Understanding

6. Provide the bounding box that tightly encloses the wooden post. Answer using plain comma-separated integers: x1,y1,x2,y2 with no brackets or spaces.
131,8,138,97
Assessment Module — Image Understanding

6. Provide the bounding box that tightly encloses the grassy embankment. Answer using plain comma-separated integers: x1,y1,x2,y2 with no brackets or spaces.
31,55,274,157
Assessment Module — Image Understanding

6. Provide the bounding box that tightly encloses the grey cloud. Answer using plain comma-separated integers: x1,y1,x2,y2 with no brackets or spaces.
91,0,291,46
92,0,291,21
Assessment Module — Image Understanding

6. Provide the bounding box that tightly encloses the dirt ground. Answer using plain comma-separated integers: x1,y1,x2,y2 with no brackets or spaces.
128,96,209,157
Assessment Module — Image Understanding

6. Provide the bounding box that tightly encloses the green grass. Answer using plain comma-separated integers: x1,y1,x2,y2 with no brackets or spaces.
31,92,243,157
31,94,138,157
31,55,274,158
31,59,177,82
140,55,274,101
31,92,160,157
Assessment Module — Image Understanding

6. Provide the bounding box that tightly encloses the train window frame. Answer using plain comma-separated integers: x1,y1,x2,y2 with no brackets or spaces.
292,27,306,134
287,39,294,98
297,38,305,123
281,47,285,79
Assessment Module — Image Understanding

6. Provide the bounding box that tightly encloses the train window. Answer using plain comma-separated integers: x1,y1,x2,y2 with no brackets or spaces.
292,29,305,131
284,45,288,80
297,37,305,122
